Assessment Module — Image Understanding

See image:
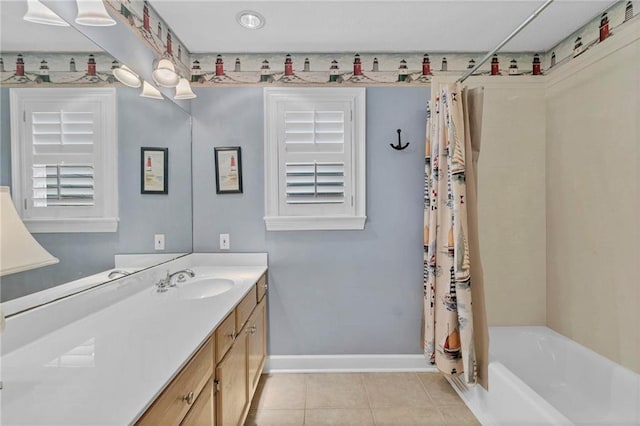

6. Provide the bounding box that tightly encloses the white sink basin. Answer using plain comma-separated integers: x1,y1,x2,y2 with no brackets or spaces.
177,277,235,300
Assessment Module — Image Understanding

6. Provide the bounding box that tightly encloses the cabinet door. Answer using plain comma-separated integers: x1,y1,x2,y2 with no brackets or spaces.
247,299,267,398
216,335,247,426
181,380,215,426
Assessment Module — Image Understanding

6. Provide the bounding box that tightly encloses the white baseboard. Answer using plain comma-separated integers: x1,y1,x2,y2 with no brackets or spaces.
264,354,437,373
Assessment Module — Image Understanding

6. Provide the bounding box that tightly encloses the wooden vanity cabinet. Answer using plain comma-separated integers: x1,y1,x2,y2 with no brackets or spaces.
216,275,268,426
136,272,268,426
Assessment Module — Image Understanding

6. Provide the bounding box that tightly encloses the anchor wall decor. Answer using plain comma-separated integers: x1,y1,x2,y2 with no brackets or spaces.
390,129,410,151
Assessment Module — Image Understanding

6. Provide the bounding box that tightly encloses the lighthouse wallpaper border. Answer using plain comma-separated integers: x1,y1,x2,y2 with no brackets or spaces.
141,147,169,194
214,147,243,194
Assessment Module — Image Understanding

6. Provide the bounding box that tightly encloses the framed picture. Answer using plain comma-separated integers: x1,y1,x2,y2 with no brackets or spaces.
141,147,168,194
214,147,243,194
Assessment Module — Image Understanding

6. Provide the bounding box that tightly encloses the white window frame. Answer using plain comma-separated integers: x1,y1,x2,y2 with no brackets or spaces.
10,88,118,233
264,87,366,231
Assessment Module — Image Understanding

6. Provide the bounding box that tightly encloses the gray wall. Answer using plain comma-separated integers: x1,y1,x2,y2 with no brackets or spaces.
192,87,429,355
0,88,192,301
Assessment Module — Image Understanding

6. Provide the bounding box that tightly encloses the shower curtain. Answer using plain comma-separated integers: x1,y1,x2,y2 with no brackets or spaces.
423,82,488,388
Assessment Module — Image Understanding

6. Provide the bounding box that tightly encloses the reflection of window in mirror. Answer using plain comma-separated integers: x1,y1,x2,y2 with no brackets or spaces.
0,2,193,307
10,88,118,233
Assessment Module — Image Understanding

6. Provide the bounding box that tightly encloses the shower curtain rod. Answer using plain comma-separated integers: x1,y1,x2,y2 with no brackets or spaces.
457,0,555,83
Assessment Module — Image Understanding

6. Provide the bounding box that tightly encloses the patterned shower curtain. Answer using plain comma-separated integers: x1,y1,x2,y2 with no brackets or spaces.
423,82,488,387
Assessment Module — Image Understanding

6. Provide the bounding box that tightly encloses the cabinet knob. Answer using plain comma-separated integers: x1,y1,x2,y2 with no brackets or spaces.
250,325,257,334
263,283,268,290
182,391,195,405
226,331,236,340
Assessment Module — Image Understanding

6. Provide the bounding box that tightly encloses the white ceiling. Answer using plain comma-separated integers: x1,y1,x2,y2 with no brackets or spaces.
0,0,615,53
0,0,100,52
150,0,615,53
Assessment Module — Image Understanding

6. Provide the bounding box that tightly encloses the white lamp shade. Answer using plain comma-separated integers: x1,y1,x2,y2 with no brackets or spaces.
0,187,58,276
152,59,179,88
113,64,141,88
174,78,197,99
140,80,163,100
75,0,116,27
24,0,70,27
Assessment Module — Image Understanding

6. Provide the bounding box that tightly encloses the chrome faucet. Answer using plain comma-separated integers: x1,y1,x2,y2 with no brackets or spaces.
156,269,195,292
108,269,130,279
168,269,195,287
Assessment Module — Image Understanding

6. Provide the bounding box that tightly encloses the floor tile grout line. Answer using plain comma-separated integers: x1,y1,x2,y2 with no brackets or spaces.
303,373,308,425
415,371,437,404
360,373,378,425
415,372,455,423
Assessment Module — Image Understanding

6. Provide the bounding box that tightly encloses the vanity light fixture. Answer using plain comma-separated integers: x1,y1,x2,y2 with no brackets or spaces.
152,58,180,88
75,0,116,27
174,77,197,99
23,0,70,27
140,80,163,99
112,64,141,88
236,10,265,30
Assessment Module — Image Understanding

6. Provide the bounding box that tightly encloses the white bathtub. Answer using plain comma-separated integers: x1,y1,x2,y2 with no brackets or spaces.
449,326,640,425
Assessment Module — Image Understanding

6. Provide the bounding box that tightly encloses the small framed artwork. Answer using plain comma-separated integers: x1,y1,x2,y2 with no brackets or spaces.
214,147,243,194
141,147,168,194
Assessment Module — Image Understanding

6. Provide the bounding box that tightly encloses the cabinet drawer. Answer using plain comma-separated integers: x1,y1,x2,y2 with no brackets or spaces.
180,379,215,426
256,274,267,302
235,287,257,334
137,339,214,426
215,312,236,364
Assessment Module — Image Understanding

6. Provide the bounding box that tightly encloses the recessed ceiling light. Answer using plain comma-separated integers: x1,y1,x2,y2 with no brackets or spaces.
236,11,265,30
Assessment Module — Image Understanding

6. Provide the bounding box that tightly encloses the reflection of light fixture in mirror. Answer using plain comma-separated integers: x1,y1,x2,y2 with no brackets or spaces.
140,80,163,100
152,58,179,88
236,10,265,29
174,78,197,100
23,0,70,26
112,64,141,88
0,186,59,333
75,0,116,27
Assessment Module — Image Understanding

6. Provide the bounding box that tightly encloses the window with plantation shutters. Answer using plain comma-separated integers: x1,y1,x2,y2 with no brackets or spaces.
10,88,118,233
264,88,366,231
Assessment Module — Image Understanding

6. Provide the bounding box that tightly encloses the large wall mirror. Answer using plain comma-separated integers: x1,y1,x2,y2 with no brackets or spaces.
0,1,193,306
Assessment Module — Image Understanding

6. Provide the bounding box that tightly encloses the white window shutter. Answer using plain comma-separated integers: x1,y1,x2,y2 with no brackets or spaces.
264,88,366,231
10,88,118,233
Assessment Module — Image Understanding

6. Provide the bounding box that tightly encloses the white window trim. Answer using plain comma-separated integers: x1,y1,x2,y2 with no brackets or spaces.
263,87,366,231
10,88,118,233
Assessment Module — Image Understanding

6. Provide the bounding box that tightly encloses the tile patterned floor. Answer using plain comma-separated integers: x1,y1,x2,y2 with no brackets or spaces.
245,372,481,426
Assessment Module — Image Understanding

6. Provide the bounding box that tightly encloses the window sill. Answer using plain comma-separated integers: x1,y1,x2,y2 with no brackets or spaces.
24,217,119,233
264,216,366,231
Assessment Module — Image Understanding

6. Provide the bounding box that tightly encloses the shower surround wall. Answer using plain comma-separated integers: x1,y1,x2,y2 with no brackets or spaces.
545,22,640,373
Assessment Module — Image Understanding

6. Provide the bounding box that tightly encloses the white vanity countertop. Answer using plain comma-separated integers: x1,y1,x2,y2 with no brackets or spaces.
1,253,267,426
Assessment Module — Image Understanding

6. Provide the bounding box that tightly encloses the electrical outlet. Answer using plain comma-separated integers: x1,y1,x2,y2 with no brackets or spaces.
154,234,165,250
220,233,230,250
